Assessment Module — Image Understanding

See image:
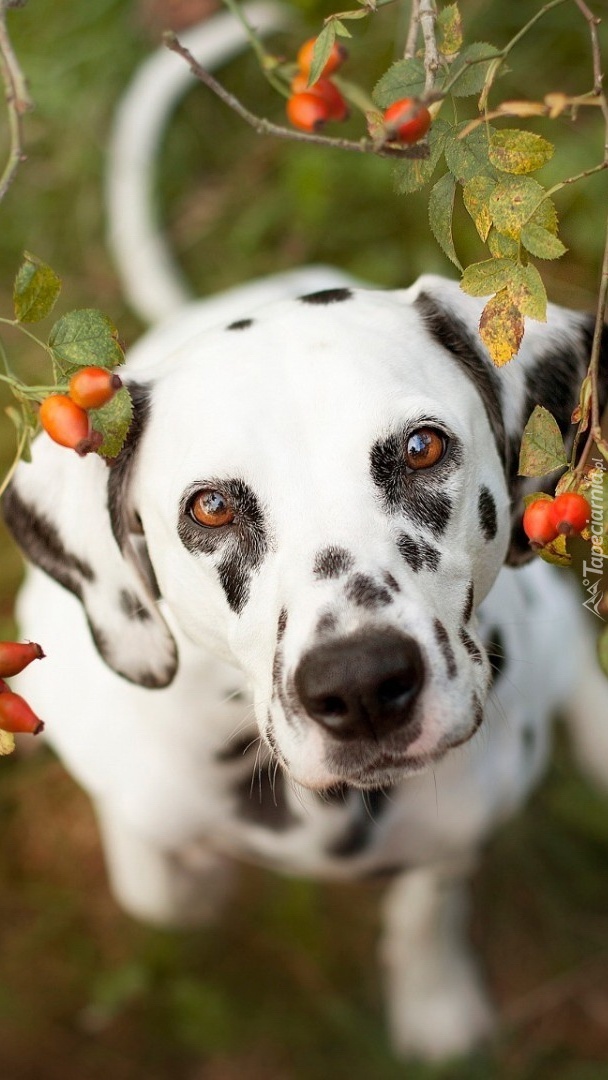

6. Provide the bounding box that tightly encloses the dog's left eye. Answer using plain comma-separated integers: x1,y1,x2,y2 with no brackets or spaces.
404,428,447,471
189,489,235,528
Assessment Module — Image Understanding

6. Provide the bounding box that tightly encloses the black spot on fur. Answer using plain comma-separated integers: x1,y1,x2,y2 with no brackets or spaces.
313,546,354,580
370,431,455,535
345,573,393,609
485,626,507,686
119,590,152,621
383,571,400,593
433,620,457,679
478,486,498,541
299,287,353,305
2,486,94,599
226,318,253,330
415,293,506,464
233,766,296,831
178,478,268,614
397,533,441,572
463,581,475,623
459,626,483,664
108,382,152,551
328,788,390,857
316,610,339,636
277,608,288,641
472,694,484,732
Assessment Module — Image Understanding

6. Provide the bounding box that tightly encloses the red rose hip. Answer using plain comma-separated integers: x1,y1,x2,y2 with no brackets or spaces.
0,691,44,735
0,640,45,678
383,97,432,144
550,492,591,536
522,499,559,547
287,91,332,132
69,367,122,410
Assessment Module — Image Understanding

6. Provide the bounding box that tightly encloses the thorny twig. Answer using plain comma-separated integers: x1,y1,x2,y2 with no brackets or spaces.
0,0,32,202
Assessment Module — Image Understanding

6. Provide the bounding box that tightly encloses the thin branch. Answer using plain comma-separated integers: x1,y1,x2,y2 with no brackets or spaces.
0,1,32,202
404,0,420,60
418,0,439,94
163,32,429,160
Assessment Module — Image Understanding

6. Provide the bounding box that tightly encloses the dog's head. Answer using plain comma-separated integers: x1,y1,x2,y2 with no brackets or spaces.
4,277,603,790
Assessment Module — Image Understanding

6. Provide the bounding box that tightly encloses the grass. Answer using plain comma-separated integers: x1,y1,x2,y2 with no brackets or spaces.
0,0,607,1077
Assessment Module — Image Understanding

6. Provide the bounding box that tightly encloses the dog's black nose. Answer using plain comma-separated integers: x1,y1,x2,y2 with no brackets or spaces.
294,630,424,740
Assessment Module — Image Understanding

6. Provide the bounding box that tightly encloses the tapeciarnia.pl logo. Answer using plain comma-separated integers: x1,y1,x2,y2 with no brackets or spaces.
582,457,607,620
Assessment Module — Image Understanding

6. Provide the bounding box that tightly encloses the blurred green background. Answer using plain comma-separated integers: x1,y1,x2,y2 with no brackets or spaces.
1,1,608,1077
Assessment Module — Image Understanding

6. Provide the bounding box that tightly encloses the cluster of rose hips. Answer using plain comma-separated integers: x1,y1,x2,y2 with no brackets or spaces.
39,366,122,456
522,491,591,548
286,35,432,145
0,641,45,737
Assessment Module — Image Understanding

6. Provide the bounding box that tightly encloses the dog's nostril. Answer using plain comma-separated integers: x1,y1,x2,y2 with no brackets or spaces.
317,695,349,718
377,675,415,710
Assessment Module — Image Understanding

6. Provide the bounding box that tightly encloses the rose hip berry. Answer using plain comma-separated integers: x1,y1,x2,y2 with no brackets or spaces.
550,492,591,536
287,91,332,132
0,691,44,735
290,74,349,122
0,640,45,678
39,394,102,456
297,36,347,81
68,367,122,410
383,98,432,144
522,499,559,547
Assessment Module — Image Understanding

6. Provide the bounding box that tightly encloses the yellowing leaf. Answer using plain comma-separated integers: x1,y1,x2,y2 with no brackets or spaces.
489,129,554,175
518,404,568,476
520,222,567,259
497,99,548,118
479,289,524,365
510,263,547,322
428,172,461,269
436,3,463,56
13,252,61,323
89,386,133,460
461,258,515,298
489,176,546,239
445,122,498,182
462,175,496,241
487,228,520,259
0,729,15,755
537,533,571,567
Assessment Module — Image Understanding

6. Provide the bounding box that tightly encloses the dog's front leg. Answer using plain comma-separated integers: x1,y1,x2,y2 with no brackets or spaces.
379,859,495,1062
95,799,236,928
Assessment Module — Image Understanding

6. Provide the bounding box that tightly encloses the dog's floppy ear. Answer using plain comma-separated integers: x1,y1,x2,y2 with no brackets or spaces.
1,383,178,687
409,275,608,566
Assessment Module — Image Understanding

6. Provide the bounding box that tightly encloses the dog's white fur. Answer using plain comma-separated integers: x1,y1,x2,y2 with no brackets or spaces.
5,6,608,1062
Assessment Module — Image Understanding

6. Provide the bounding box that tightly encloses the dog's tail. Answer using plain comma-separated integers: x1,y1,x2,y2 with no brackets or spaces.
106,3,288,326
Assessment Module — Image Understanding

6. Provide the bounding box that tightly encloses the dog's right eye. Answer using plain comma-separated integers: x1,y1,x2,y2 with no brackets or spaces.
189,489,235,528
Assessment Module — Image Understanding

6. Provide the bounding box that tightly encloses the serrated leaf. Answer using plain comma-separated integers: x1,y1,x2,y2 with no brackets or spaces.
598,626,608,678
518,404,568,476
445,122,498,183
308,22,336,86
487,228,520,259
479,288,524,365
537,533,571,567
520,222,567,260
48,309,124,376
449,42,500,97
428,173,461,269
489,176,546,240
89,385,133,459
13,252,61,323
436,3,462,56
462,175,496,241
391,118,449,194
510,263,547,322
372,58,425,108
488,129,554,175
0,729,15,756
461,258,515,297
530,197,558,235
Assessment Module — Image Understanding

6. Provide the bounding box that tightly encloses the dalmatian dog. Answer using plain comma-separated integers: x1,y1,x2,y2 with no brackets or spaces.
3,4,608,1063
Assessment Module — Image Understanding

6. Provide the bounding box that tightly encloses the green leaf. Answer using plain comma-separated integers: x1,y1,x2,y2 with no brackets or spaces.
391,118,449,194
461,257,515,297
487,228,519,259
48,309,124,376
308,22,336,86
479,288,524,365
520,222,567,260
372,58,425,108
537,533,571,567
333,18,352,37
598,625,608,679
488,129,554,175
511,263,547,322
436,3,462,56
13,252,61,323
428,173,461,269
444,122,498,183
518,405,568,476
449,42,500,98
489,175,547,239
89,386,133,459
462,175,496,241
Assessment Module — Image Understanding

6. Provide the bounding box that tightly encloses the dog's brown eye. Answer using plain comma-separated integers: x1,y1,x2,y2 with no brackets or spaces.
190,489,235,528
405,428,447,471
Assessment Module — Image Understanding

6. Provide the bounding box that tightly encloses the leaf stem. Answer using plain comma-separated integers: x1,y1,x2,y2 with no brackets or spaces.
0,423,28,499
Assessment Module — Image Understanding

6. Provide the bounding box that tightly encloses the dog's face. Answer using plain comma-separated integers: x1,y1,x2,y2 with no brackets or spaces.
3,277,599,791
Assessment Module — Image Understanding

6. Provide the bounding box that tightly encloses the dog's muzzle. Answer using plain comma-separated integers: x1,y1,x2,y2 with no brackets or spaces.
294,629,424,742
